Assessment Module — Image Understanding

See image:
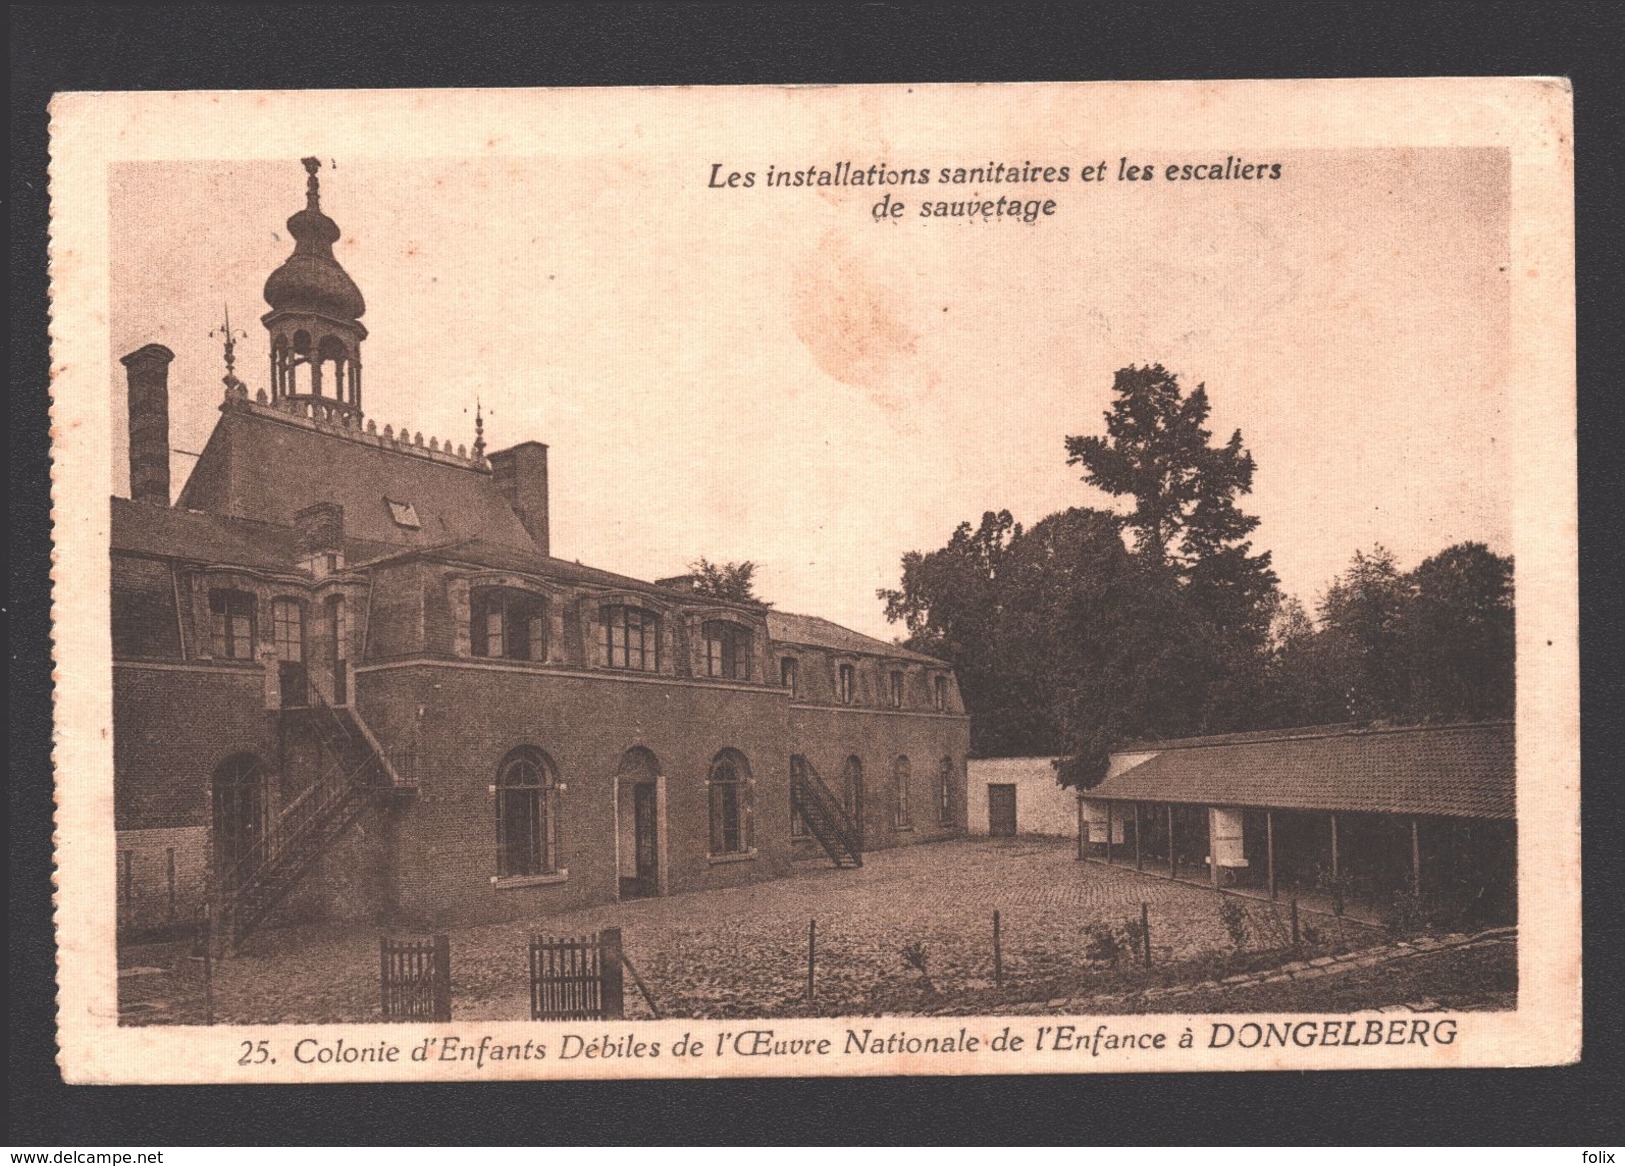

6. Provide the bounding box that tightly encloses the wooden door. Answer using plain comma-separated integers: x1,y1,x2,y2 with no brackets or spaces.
632,782,659,895
988,783,1018,837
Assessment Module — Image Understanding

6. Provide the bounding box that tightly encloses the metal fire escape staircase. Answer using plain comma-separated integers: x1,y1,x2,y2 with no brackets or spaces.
790,755,863,869
220,688,412,949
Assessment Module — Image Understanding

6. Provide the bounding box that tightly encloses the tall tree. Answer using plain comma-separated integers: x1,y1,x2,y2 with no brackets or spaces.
1064,363,1277,641
1399,542,1514,722
1314,545,1412,721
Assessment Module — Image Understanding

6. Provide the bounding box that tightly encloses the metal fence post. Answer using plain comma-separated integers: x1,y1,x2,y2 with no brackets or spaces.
806,918,817,1003
432,933,452,1022
993,910,1003,988
599,928,625,1019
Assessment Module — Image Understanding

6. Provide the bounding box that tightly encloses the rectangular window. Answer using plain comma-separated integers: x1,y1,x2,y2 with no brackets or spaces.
703,621,750,680
893,758,912,829
838,663,856,705
118,849,133,906
603,605,659,671
938,759,955,826
209,589,256,659
889,670,904,708
780,657,799,697
473,589,548,661
272,598,304,663
934,675,948,712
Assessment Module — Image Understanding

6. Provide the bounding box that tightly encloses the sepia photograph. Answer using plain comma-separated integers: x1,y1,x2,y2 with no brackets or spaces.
46,78,1577,1081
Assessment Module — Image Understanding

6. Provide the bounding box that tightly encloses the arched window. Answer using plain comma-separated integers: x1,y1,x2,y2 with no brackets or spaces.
472,588,548,661
602,604,660,671
495,747,560,878
703,620,751,680
938,756,956,827
707,750,753,856
892,755,912,830
841,755,864,840
209,588,257,660
212,753,267,888
838,663,857,705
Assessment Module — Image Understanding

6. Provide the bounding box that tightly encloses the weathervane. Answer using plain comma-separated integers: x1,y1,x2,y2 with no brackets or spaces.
211,305,248,397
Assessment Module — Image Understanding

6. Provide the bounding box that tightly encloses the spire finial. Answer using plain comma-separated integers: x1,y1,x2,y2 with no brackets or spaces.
473,397,486,459
211,304,248,398
301,156,322,207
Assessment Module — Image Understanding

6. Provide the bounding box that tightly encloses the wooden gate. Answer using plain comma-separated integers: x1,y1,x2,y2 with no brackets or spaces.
529,927,625,1020
379,934,452,1022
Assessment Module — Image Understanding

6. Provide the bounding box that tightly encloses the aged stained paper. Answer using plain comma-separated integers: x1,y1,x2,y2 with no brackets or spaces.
49,80,1577,1082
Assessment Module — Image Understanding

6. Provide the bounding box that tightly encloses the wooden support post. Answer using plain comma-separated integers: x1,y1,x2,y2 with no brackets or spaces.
1168,805,1178,880
806,918,817,1003
599,928,624,1020
1329,814,1344,918
432,932,454,1022
993,910,1003,988
1140,901,1151,968
1411,817,1422,897
1266,810,1277,901
1208,807,1219,888
1134,802,1143,871
1105,803,1114,865
1076,798,1085,860
1330,813,1340,884
1290,897,1300,946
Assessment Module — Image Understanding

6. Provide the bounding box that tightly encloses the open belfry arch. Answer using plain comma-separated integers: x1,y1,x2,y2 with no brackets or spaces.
110,159,970,949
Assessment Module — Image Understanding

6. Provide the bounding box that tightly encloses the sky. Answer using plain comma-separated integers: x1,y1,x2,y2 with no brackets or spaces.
108,147,1510,640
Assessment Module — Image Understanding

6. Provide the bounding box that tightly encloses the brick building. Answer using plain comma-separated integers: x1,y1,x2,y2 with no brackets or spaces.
112,159,970,946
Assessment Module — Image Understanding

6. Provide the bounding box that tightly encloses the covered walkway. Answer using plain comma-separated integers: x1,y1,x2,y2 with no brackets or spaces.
1081,722,1516,929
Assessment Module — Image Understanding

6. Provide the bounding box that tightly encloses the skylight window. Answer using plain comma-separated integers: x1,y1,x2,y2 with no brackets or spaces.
385,498,421,529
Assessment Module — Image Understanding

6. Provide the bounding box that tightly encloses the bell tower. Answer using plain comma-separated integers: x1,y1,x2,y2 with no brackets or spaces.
262,158,368,424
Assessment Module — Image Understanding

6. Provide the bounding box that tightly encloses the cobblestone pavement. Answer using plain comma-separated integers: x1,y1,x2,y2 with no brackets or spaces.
121,838,1392,1024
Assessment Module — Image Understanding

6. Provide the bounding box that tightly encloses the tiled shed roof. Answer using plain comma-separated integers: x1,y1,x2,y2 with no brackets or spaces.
766,610,947,665
1094,722,1514,819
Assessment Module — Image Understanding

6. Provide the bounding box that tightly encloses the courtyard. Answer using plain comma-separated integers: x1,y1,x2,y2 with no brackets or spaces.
120,837,1479,1025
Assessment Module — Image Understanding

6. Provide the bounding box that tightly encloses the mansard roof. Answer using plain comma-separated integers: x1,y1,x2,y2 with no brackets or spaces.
765,610,948,667
175,399,536,553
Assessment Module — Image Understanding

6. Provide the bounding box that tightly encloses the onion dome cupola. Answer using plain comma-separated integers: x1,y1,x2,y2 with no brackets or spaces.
262,158,369,424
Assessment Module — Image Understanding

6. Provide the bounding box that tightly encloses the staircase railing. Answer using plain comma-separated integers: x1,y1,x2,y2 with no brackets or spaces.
219,687,404,945
791,755,862,868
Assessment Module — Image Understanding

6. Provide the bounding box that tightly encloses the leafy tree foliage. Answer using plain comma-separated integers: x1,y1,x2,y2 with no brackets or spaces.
687,558,770,607
1065,363,1278,643
879,363,1514,790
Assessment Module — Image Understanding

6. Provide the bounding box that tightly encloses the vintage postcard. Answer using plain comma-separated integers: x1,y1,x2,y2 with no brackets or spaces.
48,79,1577,1083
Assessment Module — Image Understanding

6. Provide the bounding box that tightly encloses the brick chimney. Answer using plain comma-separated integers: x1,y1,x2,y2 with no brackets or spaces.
120,344,175,504
294,501,346,576
488,441,550,557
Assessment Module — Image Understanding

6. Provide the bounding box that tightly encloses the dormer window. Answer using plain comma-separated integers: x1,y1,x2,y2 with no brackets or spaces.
703,620,751,680
888,670,904,708
838,663,856,705
934,675,948,712
208,589,256,660
780,657,799,697
602,604,660,672
472,588,548,661
385,498,420,529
